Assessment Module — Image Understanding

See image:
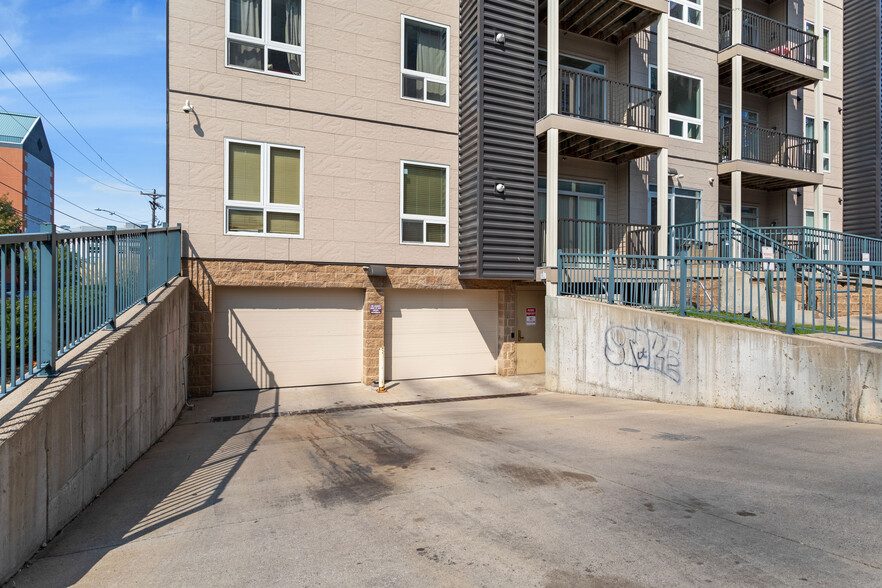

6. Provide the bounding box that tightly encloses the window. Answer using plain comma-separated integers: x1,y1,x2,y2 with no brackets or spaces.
719,105,759,128
538,178,606,222
401,161,448,245
401,16,449,105
225,139,303,237
669,0,701,28
804,210,831,230
226,0,304,78
805,116,831,172
719,204,759,228
540,51,607,120
649,185,702,227
538,50,606,76
668,71,702,141
805,21,831,79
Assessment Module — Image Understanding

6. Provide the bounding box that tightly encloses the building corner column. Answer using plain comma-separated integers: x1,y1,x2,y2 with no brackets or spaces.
362,280,386,386
812,0,825,225
656,12,670,257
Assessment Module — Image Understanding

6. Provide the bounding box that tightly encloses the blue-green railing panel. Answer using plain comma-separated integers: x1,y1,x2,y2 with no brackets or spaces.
1,225,183,398
559,249,880,342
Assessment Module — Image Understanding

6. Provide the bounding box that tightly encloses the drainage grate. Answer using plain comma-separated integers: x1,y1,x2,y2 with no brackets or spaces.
209,391,535,423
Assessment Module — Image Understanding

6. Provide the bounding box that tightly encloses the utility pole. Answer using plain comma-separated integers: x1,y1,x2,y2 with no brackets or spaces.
141,190,167,228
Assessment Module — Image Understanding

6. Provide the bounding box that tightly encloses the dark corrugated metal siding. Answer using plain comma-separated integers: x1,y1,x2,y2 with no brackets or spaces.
843,0,882,239
459,0,538,279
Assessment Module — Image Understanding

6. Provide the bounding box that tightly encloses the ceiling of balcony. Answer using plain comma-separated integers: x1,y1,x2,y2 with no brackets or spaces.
539,0,660,45
539,132,659,165
719,59,818,97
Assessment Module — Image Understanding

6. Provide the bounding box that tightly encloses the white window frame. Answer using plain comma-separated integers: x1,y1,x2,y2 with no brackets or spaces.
400,160,450,246
648,184,702,226
669,0,702,29
805,21,831,80
224,138,305,238
804,115,831,173
667,70,703,143
538,177,607,221
400,15,450,106
225,0,306,80
804,209,831,229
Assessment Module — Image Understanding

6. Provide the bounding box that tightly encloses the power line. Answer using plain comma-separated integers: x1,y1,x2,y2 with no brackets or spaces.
0,178,105,229
0,97,142,194
0,31,146,192
0,153,140,225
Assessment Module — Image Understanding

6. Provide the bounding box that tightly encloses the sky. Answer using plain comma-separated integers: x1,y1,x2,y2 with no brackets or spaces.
0,0,166,230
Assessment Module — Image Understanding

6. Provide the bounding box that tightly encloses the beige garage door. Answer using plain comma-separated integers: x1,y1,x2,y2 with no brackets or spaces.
384,290,499,380
213,287,364,392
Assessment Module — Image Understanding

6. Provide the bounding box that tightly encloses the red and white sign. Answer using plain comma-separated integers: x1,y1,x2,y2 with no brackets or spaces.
761,246,775,270
525,307,537,326
369,303,382,315
526,307,536,316
863,253,871,272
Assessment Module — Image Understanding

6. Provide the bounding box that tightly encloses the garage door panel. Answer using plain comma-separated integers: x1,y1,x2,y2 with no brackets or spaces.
213,287,363,392
385,290,499,381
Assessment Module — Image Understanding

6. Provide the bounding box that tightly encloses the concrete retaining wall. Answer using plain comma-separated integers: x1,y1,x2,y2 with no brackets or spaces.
0,278,189,583
547,295,882,424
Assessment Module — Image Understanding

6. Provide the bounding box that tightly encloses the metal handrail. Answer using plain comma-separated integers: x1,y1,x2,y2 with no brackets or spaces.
720,123,817,172
540,218,659,264
539,67,660,132
720,9,818,67
2,224,183,398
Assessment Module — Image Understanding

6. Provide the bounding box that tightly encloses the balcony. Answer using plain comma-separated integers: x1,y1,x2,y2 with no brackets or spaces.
718,10,822,96
539,0,665,44
539,218,659,265
718,123,822,190
537,67,667,163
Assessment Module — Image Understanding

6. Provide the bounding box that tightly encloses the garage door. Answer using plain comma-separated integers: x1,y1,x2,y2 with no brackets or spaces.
213,287,364,392
384,290,498,380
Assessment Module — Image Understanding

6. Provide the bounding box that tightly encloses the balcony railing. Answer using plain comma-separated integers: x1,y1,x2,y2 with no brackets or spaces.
539,67,660,133
720,9,818,68
720,123,817,172
540,219,659,265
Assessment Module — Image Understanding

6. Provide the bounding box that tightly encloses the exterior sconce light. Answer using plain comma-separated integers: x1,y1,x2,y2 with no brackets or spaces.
495,33,506,44
495,183,505,194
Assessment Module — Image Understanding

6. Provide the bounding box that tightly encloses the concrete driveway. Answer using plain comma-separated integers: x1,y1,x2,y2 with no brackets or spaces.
7,375,882,587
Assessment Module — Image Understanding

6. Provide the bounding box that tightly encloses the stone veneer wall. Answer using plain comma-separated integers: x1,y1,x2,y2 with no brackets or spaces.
185,259,525,396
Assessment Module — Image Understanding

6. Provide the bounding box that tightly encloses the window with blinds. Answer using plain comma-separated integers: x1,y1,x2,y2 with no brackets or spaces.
400,161,448,245
226,139,303,237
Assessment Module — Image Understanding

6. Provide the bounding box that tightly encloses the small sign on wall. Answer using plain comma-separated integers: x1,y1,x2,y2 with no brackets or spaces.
761,246,775,271
369,303,382,315
863,253,871,272
526,307,536,326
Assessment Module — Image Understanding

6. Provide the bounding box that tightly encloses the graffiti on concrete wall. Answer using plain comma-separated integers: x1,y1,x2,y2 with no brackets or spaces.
604,326,683,383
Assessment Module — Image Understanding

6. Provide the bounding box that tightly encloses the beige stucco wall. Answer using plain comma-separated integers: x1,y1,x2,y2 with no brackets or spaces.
168,0,460,266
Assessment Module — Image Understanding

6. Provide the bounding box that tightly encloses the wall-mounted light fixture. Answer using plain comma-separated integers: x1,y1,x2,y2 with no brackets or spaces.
182,99,194,114
495,33,506,44
495,183,506,194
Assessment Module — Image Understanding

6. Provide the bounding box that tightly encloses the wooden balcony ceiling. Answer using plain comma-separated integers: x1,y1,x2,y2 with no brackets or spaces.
539,0,659,44
719,59,815,97
540,132,658,164
718,170,815,191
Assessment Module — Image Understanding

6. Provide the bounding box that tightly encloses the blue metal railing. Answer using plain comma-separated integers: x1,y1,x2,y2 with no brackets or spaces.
559,250,881,342
1,224,183,398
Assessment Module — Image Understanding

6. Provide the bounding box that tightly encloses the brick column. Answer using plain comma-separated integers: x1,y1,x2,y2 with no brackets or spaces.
362,279,386,385
184,259,214,397
498,284,517,376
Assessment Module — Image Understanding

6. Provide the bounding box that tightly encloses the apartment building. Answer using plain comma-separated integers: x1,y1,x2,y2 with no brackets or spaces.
168,0,842,396
0,112,54,232
842,0,881,239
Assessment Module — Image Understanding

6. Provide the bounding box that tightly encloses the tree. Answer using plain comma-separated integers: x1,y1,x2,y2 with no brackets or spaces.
0,194,22,234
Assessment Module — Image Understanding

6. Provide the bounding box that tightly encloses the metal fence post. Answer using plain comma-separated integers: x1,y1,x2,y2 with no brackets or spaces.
785,252,795,334
140,225,149,304
556,249,561,297
607,249,614,304
106,226,117,330
163,223,171,285
679,250,687,316
36,223,57,376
